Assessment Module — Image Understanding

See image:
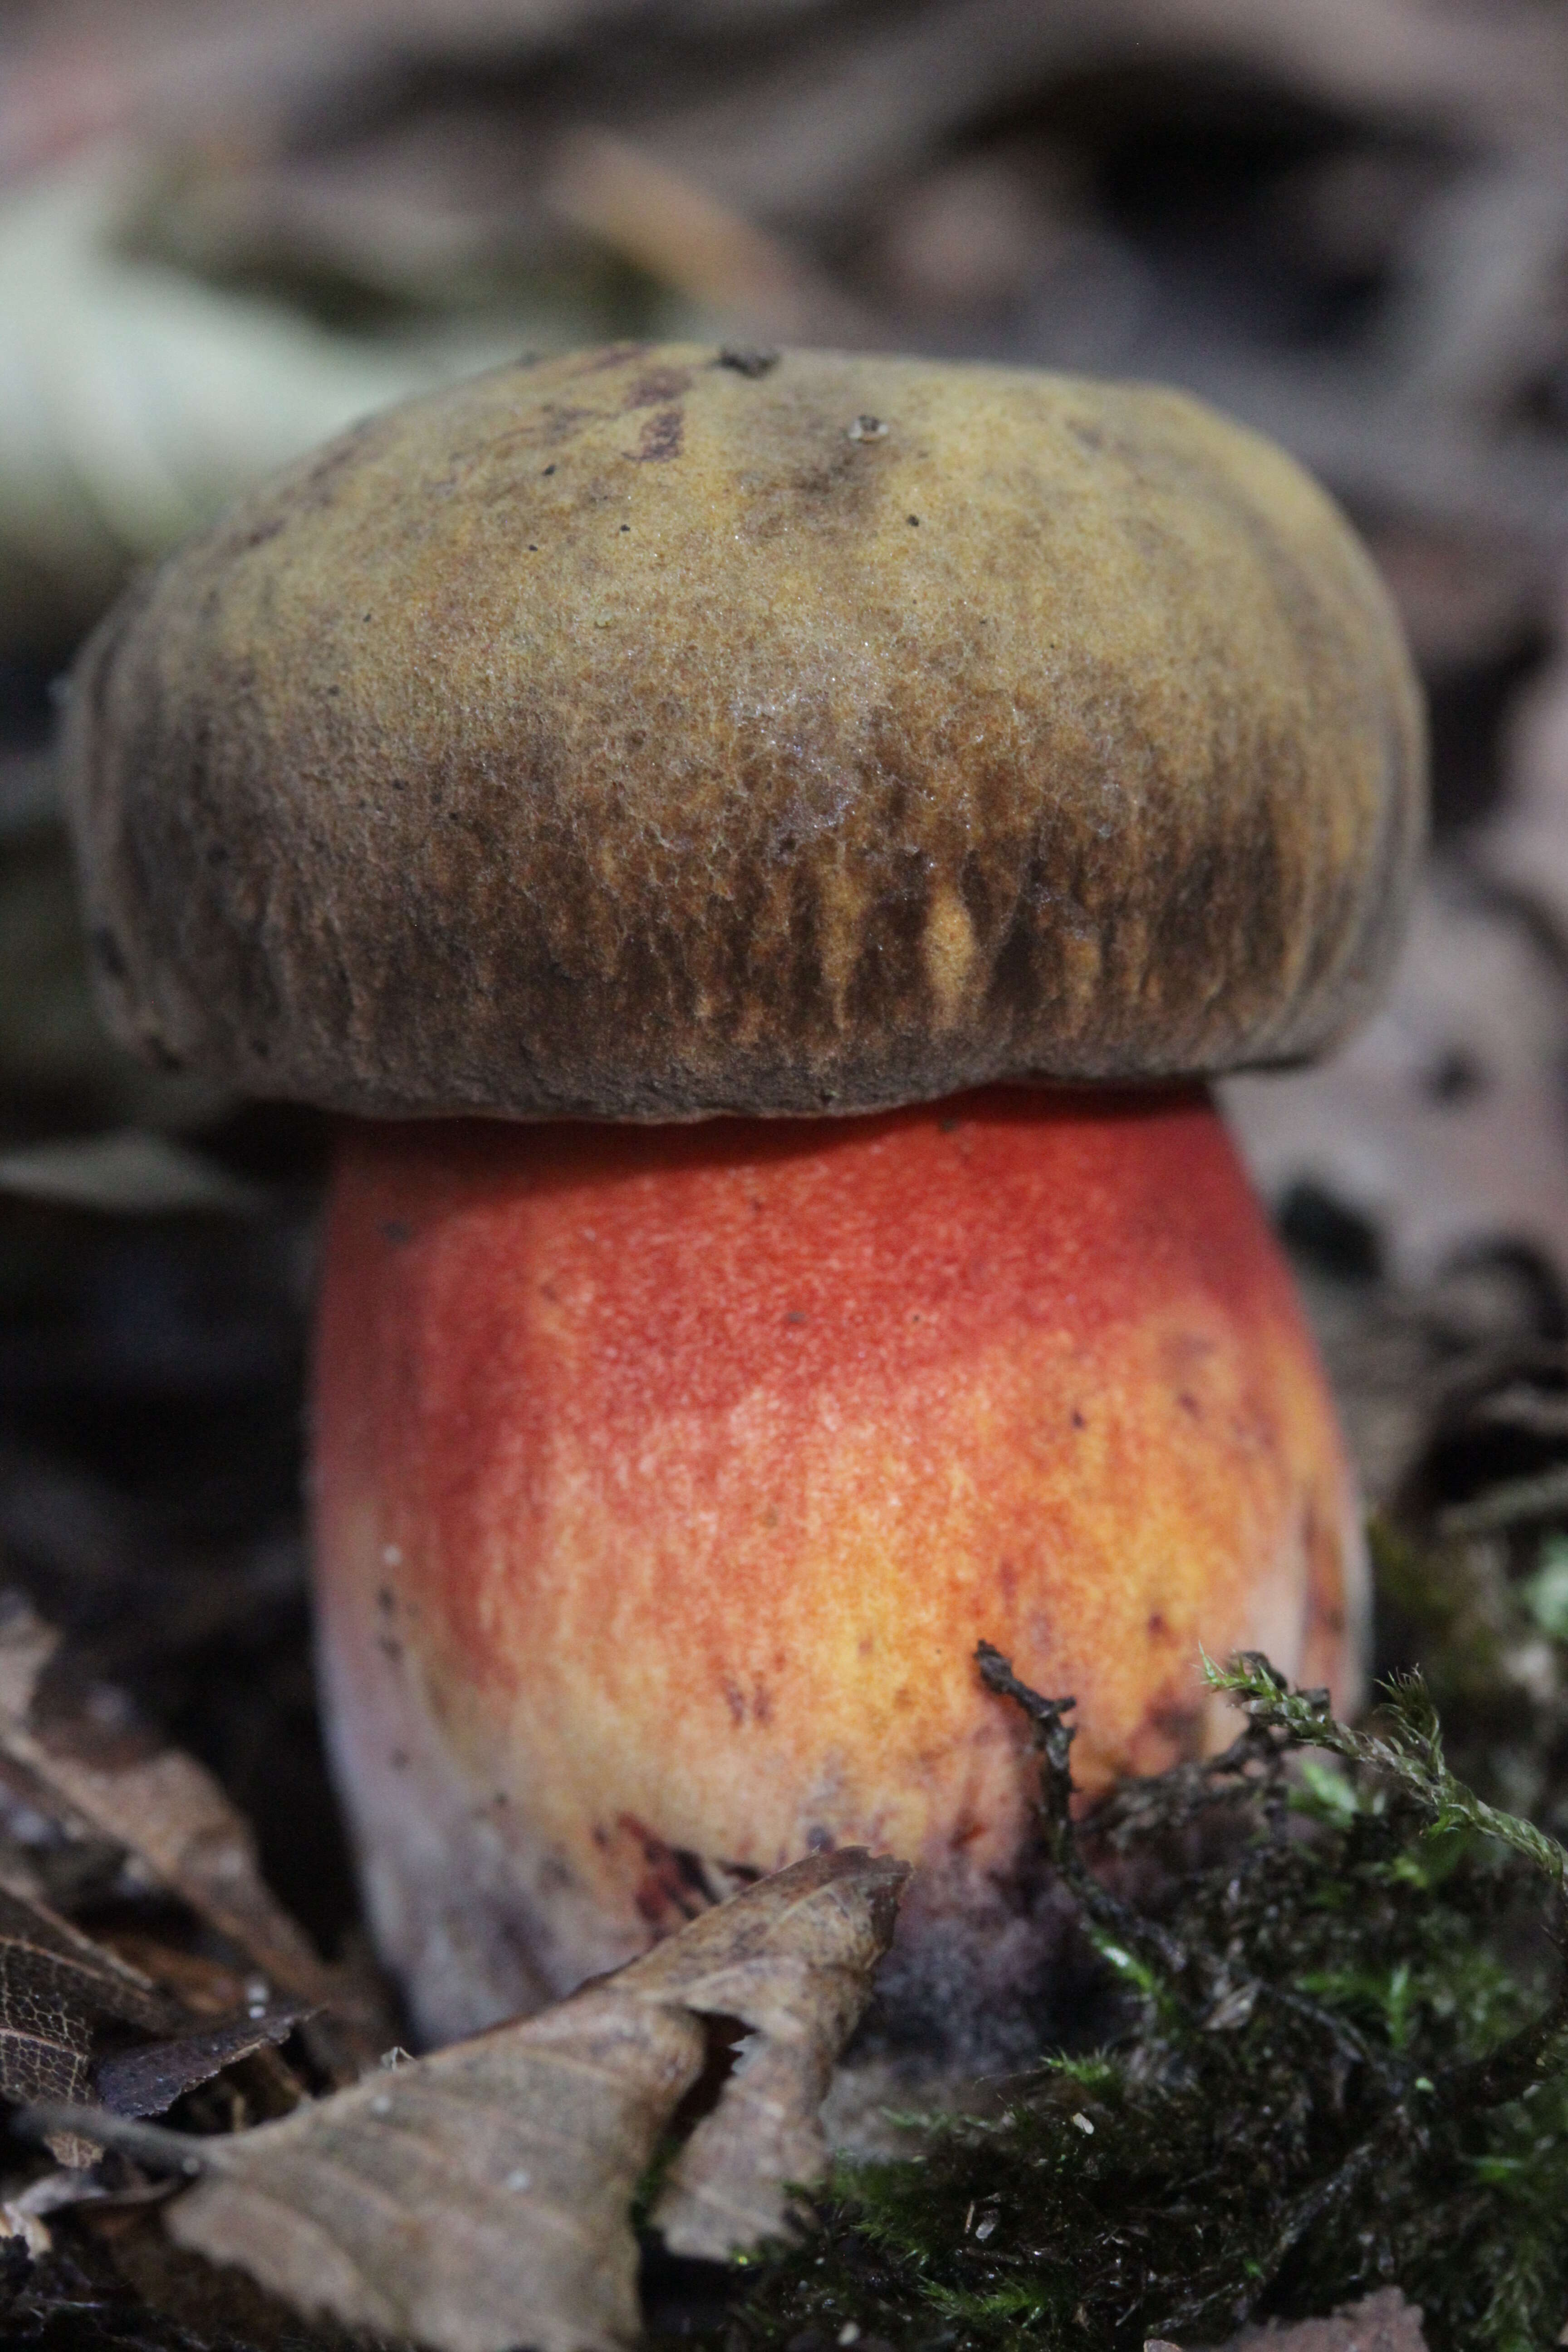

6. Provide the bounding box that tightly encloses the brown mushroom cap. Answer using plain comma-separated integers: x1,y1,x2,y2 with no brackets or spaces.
60,343,1424,1120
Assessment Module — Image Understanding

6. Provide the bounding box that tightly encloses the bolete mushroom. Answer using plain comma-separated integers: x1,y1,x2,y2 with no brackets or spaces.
60,346,1424,2051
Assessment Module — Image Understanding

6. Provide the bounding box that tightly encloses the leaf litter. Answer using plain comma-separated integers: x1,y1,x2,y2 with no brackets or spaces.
93,1999,314,2123
21,1646,1568,2352
0,1589,374,2082
0,1593,327,2002
0,1882,179,2166
0,1584,353,2242
10,1848,908,2352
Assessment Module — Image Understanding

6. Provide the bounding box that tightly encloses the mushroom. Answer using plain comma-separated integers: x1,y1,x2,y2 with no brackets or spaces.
60,346,1424,2052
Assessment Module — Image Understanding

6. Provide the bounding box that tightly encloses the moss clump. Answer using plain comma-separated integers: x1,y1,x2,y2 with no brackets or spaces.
714,1651,1568,2352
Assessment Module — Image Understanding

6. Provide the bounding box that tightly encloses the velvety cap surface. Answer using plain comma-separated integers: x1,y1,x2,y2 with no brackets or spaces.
61,344,1425,1118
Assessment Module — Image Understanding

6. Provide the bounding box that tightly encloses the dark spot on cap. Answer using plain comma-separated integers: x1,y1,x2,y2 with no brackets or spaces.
625,366,691,410
717,345,780,378
632,407,684,463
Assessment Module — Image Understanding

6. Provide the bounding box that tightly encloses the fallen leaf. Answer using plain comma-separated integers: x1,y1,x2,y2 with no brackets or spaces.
0,1885,313,2164
637,1854,908,2260
95,1997,314,2120
0,1593,359,2069
0,1882,176,2161
159,1848,906,2352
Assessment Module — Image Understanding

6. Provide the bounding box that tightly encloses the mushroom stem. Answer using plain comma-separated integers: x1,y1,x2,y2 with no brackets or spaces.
313,1084,1362,2049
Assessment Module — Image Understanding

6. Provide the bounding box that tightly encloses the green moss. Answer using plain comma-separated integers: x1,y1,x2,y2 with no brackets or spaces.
712,1652,1568,2352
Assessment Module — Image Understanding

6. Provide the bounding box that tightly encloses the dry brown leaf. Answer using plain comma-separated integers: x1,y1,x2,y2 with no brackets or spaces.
163,1849,907,2352
0,1879,313,2164
0,1593,352,2048
0,1881,177,2161
94,1997,314,2121
632,1854,907,2260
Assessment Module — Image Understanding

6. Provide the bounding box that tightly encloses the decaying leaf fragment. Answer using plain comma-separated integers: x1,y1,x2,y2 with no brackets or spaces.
0,1594,345,2032
0,1846,316,2170
635,1852,907,2260
0,1883,177,2162
94,1996,314,2120
165,1849,907,2352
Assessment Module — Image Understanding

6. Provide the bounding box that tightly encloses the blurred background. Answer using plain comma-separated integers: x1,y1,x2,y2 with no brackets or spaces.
3,0,1568,1954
